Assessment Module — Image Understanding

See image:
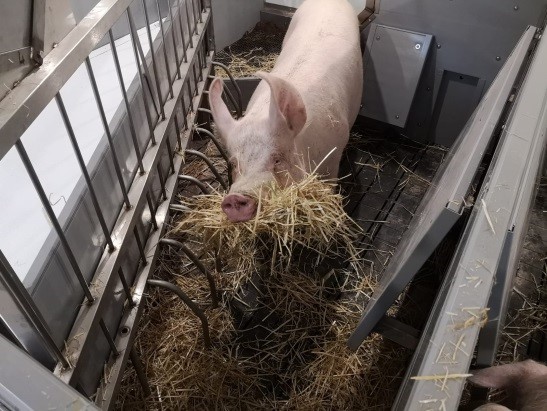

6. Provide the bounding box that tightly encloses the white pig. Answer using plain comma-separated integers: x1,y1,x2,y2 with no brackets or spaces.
469,359,547,411
208,0,363,222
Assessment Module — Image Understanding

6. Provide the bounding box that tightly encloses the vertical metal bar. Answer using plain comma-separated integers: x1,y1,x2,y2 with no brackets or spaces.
146,192,158,230
165,133,176,174
129,347,152,397
118,268,135,307
180,92,189,129
109,30,146,175
192,64,199,95
134,226,147,265
141,0,166,117
99,319,119,357
184,0,194,48
195,0,202,23
0,250,70,368
190,0,199,32
176,0,188,62
155,0,175,98
167,0,182,79
186,80,193,109
15,141,94,304
127,9,157,146
55,94,116,253
156,163,168,200
84,58,131,210
174,113,183,149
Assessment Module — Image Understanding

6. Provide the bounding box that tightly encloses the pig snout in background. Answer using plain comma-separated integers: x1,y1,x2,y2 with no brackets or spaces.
209,0,363,223
468,359,547,411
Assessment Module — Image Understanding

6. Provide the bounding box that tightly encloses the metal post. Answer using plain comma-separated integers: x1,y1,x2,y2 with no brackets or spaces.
146,192,158,230
127,9,157,146
118,268,135,307
129,346,152,397
192,64,199,96
0,250,70,368
99,319,119,357
155,0,175,98
165,134,176,174
141,0,166,119
109,30,145,175
15,141,94,304
134,227,148,265
180,93,189,129
84,58,131,209
55,93,116,252
173,113,183,149
176,0,189,62
167,0,182,79
159,239,218,308
184,0,194,48
156,163,168,200
190,0,199,33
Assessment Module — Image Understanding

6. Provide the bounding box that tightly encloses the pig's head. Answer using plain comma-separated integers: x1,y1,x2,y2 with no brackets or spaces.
208,71,307,223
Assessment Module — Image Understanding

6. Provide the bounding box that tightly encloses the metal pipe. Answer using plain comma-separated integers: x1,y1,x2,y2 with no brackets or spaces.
178,175,210,194
180,93,189,129
84,57,131,210
146,192,158,230
109,30,145,175
0,250,70,368
194,127,232,185
147,279,212,348
99,319,120,357
129,346,152,397
221,82,241,119
155,0,175,98
174,113,183,149
167,0,182,80
165,134,176,174
127,9,157,146
176,0,189,62
159,239,218,308
184,0,194,48
190,0,199,33
192,64,199,96
185,149,228,190
156,163,168,200
134,226,147,265
211,62,243,118
15,140,94,304
169,204,191,212
141,0,166,117
118,267,135,307
55,93,116,252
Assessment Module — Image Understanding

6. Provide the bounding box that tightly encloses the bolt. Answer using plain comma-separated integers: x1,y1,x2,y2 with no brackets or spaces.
415,44,422,50
496,56,501,61
513,5,519,10
427,86,431,91
437,44,442,49
376,36,380,40
395,115,400,119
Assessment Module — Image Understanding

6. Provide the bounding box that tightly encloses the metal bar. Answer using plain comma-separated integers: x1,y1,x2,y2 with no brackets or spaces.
221,82,241,118
0,0,135,163
197,107,211,115
170,204,191,212
211,61,243,117
129,346,152,397
184,0,194,48
195,127,232,185
85,57,131,209
178,174,210,194
55,93,116,252
127,8,157,145
99,319,120,357
190,0,199,32
180,92,189,129
118,268,135,307
0,250,69,368
134,226,148,265
165,133,176,174
15,140,94,304
155,0,175,98
176,0,189,62
54,13,211,388
167,0,182,79
146,192,159,230
147,279,211,348
141,0,166,119
192,64,199,96
156,163,168,200
109,29,145,175
91,54,212,409
394,27,547,409
348,26,537,351
174,113,183,149
185,149,228,189
0,335,99,410
159,239,218,307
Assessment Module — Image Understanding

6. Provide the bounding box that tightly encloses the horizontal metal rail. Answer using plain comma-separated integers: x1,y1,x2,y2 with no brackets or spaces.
53,8,212,388
0,0,134,162
93,57,213,409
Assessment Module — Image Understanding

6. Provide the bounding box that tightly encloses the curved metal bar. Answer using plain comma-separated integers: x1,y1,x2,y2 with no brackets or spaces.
211,62,243,118
159,238,219,308
169,204,191,212
221,82,241,119
197,107,212,115
147,279,212,349
178,174,210,194
185,149,228,190
194,127,232,186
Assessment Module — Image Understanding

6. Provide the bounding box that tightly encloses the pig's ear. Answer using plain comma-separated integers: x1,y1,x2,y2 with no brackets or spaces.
208,78,236,137
468,362,530,389
255,71,307,135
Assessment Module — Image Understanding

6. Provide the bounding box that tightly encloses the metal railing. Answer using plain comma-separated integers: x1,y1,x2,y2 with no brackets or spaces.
0,0,215,405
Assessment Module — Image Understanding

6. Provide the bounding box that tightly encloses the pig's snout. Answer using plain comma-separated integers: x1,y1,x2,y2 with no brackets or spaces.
221,194,257,222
